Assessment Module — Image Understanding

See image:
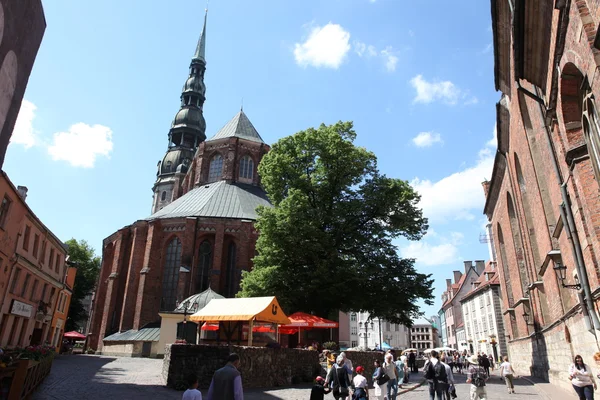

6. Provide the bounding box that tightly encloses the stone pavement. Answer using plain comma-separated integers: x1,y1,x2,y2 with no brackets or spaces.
32,355,570,400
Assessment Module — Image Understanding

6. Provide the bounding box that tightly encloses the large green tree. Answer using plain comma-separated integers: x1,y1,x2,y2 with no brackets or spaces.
64,239,101,332
238,121,434,325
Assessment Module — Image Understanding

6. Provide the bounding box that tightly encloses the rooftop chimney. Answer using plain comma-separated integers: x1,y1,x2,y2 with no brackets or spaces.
17,186,28,201
475,260,486,275
482,180,491,199
464,261,473,274
453,270,463,284
446,279,452,290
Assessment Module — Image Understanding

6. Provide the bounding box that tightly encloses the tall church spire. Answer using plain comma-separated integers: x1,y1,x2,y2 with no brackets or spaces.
193,9,208,62
151,9,210,214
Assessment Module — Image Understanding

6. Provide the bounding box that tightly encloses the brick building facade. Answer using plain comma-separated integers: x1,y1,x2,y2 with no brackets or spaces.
0,172,73,351
485,0,600,390
0,0,45,169
88,12,272,352
440,261,483,350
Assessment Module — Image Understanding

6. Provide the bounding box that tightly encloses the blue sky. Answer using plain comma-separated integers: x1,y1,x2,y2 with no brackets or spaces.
7,0,496,318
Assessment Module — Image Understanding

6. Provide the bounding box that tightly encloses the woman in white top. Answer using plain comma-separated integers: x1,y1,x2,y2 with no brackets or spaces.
569,354,597,400
499,355,515,394
383,353,397,400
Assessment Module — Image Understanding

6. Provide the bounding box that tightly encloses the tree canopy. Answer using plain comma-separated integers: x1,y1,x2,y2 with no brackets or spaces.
238,121,434,325
65,239,101,332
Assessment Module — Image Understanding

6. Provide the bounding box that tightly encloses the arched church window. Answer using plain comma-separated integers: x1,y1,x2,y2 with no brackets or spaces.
161,191,166,201
239,155,254,180
208,154,223,182
196,240,212,293
161,237,182,311
224,242,237,297
583,94,600,182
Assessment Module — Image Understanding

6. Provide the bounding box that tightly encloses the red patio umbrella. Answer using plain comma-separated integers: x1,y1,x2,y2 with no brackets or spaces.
279,312,339,342
63,331,86,339
201,322,219,331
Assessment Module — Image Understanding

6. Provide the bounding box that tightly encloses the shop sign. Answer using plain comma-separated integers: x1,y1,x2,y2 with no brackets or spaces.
10,300,33,318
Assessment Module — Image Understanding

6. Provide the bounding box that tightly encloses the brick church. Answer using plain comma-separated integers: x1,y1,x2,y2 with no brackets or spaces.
88,12,271,351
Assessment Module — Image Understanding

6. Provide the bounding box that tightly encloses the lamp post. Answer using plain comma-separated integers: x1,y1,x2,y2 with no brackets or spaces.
522,311,535,326
553,261,581,290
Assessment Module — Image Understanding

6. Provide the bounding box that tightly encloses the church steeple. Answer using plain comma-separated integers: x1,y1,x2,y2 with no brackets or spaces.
193,10,207,62
151,10,209,214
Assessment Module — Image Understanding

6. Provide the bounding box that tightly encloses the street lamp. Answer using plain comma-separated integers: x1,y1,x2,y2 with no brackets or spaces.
522,311,535,326
553,261,581,290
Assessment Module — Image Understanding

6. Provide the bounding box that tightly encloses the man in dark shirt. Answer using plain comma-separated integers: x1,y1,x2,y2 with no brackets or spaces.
310,376,331,400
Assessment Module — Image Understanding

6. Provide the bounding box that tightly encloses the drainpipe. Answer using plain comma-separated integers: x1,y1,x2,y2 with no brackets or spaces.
188,217,199,296
533,87,600,331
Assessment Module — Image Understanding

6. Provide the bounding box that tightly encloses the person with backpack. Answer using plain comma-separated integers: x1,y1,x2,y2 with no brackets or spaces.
439,355,455,400
423,350,448,400
466,354,488,400
325,355,353,400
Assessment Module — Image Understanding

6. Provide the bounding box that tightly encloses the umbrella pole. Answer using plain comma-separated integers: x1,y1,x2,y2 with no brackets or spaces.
248,319,254,347
298,328,301,346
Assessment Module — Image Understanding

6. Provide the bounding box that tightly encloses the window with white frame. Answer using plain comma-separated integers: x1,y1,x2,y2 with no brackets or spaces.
583,93,600,182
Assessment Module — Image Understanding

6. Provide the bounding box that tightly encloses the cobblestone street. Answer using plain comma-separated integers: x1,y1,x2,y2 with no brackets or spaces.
31,355,567,400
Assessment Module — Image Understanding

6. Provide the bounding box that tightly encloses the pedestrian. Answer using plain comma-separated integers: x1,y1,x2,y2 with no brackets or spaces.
340,352,354,387
480,354,490,377
569,354,596,400
372,360,389,400
488,354,494,371
352,366,369,400
439,355,455,400
400,352,409,384
206,353,243,400
182,373,202,400
499,355,515,394
383,353,398,400
466,354,488,400
395,353,406,389
325,355,352,400
310,376,331,400
423,350,448,400
206,353,244,400
409,350,417,373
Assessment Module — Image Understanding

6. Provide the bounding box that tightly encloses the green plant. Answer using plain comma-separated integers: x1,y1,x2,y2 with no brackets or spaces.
86,349,96,354
323,342,339,351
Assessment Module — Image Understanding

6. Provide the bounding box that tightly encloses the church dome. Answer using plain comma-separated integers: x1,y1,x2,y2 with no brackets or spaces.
182,75,205,95
173,287,224,313
172,107,206,132
158,147,193,176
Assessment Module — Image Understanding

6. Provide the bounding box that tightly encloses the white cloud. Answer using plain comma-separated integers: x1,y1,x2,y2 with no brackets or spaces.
411,143,494,223
48,123,113,168
354,41,377,58
381,46,398,72
408,30,415,37
354,41,398,72
400,241,460,266
410,75,461,105
294,23,351,69
412,131,443,148
11,100,38,148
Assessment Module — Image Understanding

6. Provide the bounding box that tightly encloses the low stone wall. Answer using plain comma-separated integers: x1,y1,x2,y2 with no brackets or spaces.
163,344,321,389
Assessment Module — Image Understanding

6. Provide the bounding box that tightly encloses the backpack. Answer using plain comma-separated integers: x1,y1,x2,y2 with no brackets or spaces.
433,362,448,383
425,361,447,383
472,367,487,388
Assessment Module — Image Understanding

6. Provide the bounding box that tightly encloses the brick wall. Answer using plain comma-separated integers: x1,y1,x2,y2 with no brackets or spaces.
163,344,320,389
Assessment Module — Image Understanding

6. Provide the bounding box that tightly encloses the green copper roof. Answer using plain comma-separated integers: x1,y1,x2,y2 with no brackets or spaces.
193,9,208,61
208,110,265,144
